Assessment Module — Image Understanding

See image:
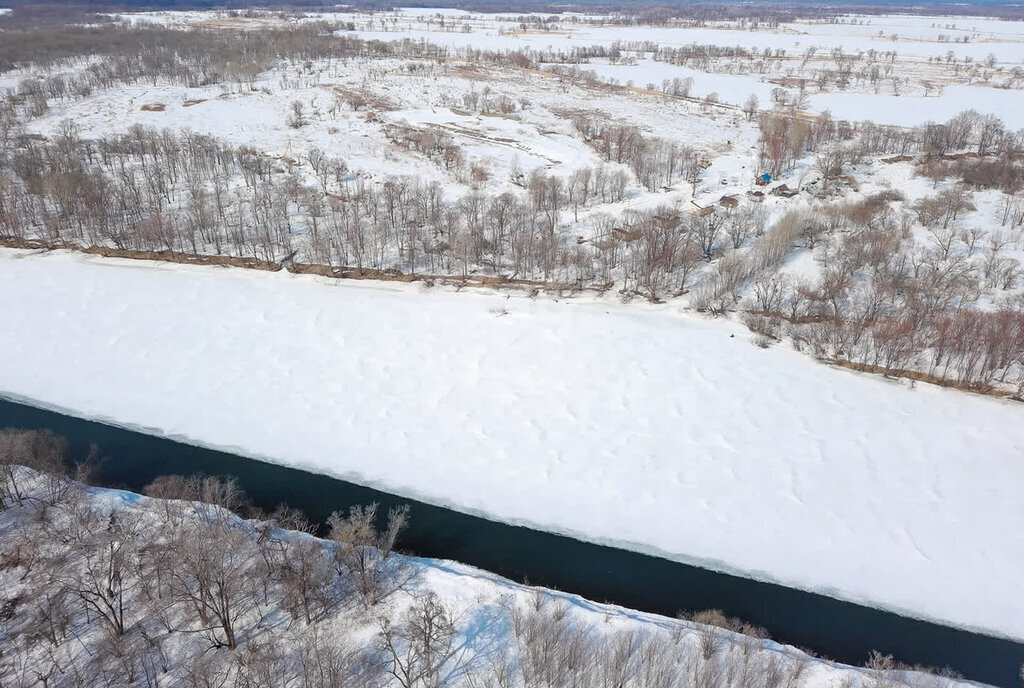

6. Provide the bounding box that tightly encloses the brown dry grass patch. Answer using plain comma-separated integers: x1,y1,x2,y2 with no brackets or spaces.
453,64,488,80
830,359,1016,400
331,86,398,113
504,29,570,36
0,237,281,272
140,103,166,112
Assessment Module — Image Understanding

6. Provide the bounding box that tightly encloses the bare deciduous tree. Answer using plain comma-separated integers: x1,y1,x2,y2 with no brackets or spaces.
328,502,409,608
379,593,455,688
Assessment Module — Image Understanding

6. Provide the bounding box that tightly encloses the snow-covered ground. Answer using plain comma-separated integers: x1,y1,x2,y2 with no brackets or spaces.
88,8,1024,127
571,59,1024,129
579,59,779,104
20,55,755,205
808,84,1024,129
2,249,1023,643
334,9,1024,125
111,7,1024,58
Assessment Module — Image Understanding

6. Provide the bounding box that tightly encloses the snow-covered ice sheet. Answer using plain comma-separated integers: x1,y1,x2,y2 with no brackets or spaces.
2,249,1023,641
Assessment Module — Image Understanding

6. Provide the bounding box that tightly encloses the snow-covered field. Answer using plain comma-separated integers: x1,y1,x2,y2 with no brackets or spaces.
358,19,1024,65
116,9,1024,63
2,249,1023,643
808,84,1024,129
19,53,755,209
20,65,610,194
343,11,1024,127
90,8,1024,127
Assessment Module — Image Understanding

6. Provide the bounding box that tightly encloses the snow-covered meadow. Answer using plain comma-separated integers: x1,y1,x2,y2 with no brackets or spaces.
2,249,1022,643
99,7,1024,127
16,50,753,205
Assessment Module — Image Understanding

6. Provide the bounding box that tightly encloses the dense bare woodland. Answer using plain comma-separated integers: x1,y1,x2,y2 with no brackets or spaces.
0,429,986,688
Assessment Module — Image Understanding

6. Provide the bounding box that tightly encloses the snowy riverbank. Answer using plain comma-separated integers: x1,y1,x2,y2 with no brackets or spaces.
1,464,980,688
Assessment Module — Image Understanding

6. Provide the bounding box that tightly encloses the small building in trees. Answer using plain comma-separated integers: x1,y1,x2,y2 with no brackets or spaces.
771,184,799,198
612,227,643,242
689,200,715,217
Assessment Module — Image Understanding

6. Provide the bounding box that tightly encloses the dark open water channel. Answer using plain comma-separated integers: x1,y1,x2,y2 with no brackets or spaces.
1,397,1021,686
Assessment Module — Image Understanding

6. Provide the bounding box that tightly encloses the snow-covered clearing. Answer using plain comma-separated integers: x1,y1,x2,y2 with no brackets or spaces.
808,84,1024,129
579,59,779,103
325,9,1024,124
2,249,1023,643
21,55,755,204
109,6,1024,60
88,8,1024,126
566,57,1024,130
339,12,1024,64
